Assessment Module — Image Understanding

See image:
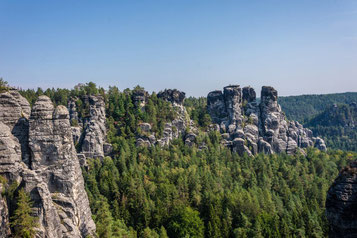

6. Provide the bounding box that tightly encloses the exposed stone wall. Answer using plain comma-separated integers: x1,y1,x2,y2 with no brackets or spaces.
68,95,112,160
207,85,326,155
0,91,96,237
29,96,96,237
0,183,11,238
326,160,357,237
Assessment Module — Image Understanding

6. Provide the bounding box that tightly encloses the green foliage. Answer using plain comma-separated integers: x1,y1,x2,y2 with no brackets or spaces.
305,103,357,151
19,83,357,237
168,206,204,238
279,93,357,151
11,189,38,238
83,138,354,238
184,97,211,129
279,92,357,122
0,78,9,93
19,81,104,107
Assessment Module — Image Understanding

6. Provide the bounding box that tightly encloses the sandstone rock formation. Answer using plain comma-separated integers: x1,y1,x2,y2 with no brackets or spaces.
207,85,326,155
0,88,31,165
136,89,197,147
157,89,185,105
0,91,96,237
326,160,357,237
132,88,148,109
68,95,112,160
0,184,10,238
29,96,96,237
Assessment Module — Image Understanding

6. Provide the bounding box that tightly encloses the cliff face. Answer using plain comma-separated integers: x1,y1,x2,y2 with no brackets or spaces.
207,85,326,155
68,95,112,164
326,160,357,238
0,91,96,237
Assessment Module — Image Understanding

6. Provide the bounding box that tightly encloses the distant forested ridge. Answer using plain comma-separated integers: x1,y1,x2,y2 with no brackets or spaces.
279,92,357,122
305,103,357,151
278,92,357,151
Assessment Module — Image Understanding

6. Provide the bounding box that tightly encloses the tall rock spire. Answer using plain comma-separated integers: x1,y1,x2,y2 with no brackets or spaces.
28,96,96,237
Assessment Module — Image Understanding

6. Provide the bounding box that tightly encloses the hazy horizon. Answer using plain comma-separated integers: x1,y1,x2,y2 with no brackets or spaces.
1,1,357,97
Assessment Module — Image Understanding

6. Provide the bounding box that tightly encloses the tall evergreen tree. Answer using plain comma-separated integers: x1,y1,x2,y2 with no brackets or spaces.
11,189,38,238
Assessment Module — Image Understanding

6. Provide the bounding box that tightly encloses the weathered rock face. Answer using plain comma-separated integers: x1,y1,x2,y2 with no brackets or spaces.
132,88,149,109
0,183,11,238
136,89,197,148
242,86,256,103
0,89,31,165
326,160,357,237
0,91,96,237
157,89,185,105
207,85,326,155
68,95,111,159
0,121,23,236
223,85,243,125
28,96,96,237
80,95,107,158
207,90,228,124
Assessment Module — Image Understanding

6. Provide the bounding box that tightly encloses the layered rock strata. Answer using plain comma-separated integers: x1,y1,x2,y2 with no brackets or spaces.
0,91,96,237
29,96,96,237
207,85,326,155
0,183,11,237
68,95,112,159
132,88,149,110
326,160,357,237
0,88,31,165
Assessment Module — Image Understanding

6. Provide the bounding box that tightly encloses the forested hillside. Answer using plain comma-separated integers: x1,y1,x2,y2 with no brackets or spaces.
305,103,357,152
275,93,357,152
279,92,357,122
16,83,356,237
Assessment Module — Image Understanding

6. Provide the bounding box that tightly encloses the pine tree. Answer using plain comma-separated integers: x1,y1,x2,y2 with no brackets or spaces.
11,189,38,238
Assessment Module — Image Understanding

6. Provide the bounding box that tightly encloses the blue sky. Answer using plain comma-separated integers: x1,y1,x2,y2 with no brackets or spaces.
0,0,356,96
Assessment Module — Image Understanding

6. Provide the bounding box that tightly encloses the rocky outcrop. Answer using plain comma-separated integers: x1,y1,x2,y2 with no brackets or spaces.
136,89,197,147
0,89,31,165
80,95,107,158
28,96,96,237
0,183,11,238
326,160,357,237
207,85,326,155
0,91,96,237
157,89,185,105
68,95,112,159
132,88,149,109
0,122,23,238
